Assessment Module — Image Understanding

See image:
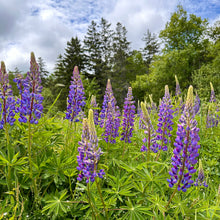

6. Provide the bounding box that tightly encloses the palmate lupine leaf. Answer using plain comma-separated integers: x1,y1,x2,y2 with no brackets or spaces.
42,190,69,218
120,199,154,220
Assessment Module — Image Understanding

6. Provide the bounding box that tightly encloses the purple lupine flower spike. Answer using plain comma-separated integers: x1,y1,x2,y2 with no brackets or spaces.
167,86,200,192
77,110,104,183
140,102,157,153
14,52,43,124
156,85,174,152
90,95,99,125
66,66,86,122
100,79,117,128
194,159,208,187
194,92,200,115
175,75,181,97
120,87,136,143
102,102,121,144
0,61,16,129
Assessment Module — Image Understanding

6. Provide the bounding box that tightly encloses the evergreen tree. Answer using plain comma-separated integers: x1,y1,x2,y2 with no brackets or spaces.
53,37,86,111
142,29,160,68
37,57,49,87
111,22,130,106
84,19,114,98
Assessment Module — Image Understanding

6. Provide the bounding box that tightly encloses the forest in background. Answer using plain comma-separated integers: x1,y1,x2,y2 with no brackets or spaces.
8,5,220,111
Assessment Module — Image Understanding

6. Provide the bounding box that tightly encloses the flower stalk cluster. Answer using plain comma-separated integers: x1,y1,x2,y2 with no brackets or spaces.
120,87,136,143
156,85,174,152
66,66,86,122
77,110,105,183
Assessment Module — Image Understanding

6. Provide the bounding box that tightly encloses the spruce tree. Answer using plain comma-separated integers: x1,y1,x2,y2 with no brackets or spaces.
142,29,160,68
37,57,49,87
111,22,130,106
53,37,86,111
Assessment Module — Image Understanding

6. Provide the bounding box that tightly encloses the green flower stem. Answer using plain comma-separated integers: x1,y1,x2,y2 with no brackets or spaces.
87,183,97,220
5,123,12,191
95,178,108,220
28,122,33,179
212,195,220,219
69,176,74,199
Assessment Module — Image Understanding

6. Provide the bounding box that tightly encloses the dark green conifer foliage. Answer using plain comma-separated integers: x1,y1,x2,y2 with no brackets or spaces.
84,19,114,98
53,37,86,111
111,22,131,106
142,29,160,68
37,57,49,87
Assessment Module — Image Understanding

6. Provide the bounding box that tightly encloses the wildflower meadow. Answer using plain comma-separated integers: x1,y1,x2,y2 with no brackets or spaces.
0,53,220,219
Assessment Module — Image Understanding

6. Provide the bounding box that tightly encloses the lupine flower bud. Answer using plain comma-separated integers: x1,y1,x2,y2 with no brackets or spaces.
175,75,181,96
149,94,157,112
210,82,216,103
137,100,146,129
194,159,208,187
140,102,157,153
90,95,99,125
0,61,16,128
120,87,136,143
167,86,201,192
155,85,174,151
206,83,219,128
77,110,104,183
66,66,86,122
14,52,43,124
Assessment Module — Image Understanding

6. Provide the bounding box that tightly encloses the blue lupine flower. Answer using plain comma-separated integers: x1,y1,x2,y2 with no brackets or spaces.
120,87,136,143
156,85,174,151
102,102,121,144
194,92,200,115
14,52,43,124
0,61,16,128
100,79,117,128
77,110,104,183
167,86,200,192
66,66,86,122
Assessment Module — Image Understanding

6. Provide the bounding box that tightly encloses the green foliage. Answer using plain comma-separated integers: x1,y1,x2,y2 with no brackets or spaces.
160,5,208,51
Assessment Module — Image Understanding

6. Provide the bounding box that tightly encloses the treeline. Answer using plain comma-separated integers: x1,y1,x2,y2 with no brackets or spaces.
9,5,220,111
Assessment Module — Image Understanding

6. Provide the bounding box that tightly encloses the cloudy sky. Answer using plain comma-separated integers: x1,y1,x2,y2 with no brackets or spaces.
0,0,219,73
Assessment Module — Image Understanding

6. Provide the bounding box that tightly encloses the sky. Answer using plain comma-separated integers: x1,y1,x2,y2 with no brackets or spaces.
0,0,219,73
